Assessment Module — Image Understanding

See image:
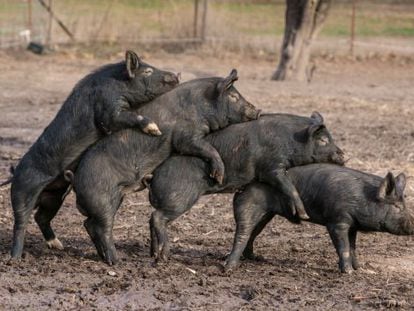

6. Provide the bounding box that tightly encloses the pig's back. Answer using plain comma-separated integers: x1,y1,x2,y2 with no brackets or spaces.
288,164,383,220
292,163,380,182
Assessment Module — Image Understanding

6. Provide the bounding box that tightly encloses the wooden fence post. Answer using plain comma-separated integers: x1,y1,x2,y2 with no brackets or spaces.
193,0,199,38
27,0,33,33
47,0,53,44
201,0,208,42
350,0,356,55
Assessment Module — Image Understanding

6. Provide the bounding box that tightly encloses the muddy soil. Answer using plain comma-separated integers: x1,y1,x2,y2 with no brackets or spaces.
0,49,414,310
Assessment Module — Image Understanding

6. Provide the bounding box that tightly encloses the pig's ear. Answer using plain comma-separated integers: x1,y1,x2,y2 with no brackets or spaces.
125,50,141,79
310,111,324,124
377,172,397,201
217,69,238,93
395,173,406,198
307,123,325,139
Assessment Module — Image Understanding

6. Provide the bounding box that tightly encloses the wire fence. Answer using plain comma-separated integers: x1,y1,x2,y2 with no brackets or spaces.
0,0,208,48
0,0,42,48
1,0,413,55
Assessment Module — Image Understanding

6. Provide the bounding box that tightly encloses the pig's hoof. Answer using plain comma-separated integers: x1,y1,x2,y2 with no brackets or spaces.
343,268,354,274
6,256,22,266
222,262,237,273
103,253,118,266
143,122,162,136
352,258,360,270
104,257,117,266
46,238,64,250
340,266,354,274
243,253,265,262
154,252,168,263
152,257,167,268
210,171,224,185
298,212,310,220
295,205,310,220
242,251,255,260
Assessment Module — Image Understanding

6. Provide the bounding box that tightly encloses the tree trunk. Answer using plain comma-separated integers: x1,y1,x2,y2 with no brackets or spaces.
271,0,331,82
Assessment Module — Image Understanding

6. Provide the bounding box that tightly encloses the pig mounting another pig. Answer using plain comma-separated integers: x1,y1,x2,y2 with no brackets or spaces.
63,70,261,265
9,51,179,259
147,113,345,262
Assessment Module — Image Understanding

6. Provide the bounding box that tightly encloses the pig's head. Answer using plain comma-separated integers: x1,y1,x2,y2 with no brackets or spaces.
377,172,414,235
294,112,345,166
207,69,260,129
125,50,179,106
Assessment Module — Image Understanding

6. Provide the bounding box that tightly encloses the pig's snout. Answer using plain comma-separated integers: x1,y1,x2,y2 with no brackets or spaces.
331,148,345,166
385,208,414,235
244,102,261,121
163,73,180,86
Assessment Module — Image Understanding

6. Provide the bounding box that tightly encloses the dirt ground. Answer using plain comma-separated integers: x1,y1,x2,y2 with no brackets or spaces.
0,48,414,310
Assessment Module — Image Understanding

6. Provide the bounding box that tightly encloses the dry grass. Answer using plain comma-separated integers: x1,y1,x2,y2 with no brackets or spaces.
1,0,413,52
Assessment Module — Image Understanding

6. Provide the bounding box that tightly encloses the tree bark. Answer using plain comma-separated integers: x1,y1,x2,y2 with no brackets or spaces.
271,0,331,82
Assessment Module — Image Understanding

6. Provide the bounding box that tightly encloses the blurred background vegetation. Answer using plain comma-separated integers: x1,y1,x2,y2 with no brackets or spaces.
0,0,413,56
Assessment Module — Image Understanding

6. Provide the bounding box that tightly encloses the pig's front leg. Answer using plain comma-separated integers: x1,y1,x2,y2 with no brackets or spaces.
259,167,309,220
112,110,161,136
327,223,354,273
174,134,225,184
99,97,161,136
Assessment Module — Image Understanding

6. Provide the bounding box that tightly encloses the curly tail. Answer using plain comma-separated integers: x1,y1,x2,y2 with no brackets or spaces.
142,174,153,189
61,170,75,200
63,170,74,184
0,165,15,187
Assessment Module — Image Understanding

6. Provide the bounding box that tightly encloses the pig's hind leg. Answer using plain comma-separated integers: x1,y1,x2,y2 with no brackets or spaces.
150,210,171,262
10,168,53,259
34,186,70,250
224,188,274,271
150,206,190,262
84,215,117,265
242,212,275,261
148,179,203,262
80,190,120,265
34,176,72,250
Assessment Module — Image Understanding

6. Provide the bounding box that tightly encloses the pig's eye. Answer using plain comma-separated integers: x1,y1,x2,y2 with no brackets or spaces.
142,68,153,77
393,203,404,212
317,136,329,146
228,93,239,102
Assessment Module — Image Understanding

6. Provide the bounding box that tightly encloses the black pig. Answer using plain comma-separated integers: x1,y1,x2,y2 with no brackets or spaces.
148,113,345,261
64,70,260,265
9,50,179,259
227,164,414,273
